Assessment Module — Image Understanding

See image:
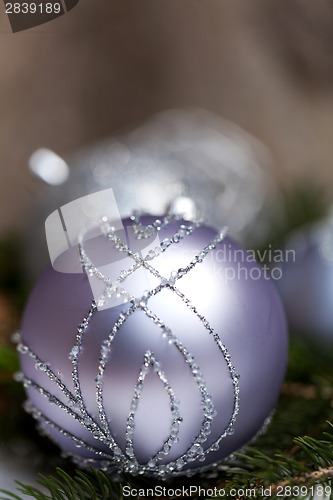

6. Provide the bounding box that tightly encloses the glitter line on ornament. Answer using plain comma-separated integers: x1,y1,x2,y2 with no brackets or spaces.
69,301,126,461
24,400,116,465
14,338,117,462
86,213,239,474
17,212,240,479
78,213,198,307
141,294,240,458
125,350,183,467
90,215,238,474
95,299,213,474
138,304,219,465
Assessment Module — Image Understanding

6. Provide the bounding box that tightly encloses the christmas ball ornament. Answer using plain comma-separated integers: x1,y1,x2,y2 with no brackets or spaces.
26,108,279,276
17,213,288,478
277,215,333,356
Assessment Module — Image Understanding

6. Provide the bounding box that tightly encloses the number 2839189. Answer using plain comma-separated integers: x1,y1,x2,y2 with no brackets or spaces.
5,3,62,14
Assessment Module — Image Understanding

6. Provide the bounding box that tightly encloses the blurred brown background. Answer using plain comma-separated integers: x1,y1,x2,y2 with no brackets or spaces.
0,0,333,234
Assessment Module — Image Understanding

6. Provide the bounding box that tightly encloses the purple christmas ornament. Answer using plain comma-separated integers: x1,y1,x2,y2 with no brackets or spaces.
277,216,333,357
18,214,288,478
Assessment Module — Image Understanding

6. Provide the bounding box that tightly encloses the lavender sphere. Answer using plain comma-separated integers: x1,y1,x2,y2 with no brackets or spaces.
19,215,288,478
277,219,333,357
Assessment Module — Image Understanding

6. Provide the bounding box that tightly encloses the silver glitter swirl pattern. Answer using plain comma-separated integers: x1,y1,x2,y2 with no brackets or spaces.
16,212,240,479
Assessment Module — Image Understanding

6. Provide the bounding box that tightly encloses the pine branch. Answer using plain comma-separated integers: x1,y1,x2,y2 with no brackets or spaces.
0,468,126,500
2,421,333,500
213,421,333,499
268,466,333,497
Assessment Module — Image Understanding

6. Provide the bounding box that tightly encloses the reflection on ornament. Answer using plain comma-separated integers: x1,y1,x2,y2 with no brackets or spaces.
18,213,287,478
278,213,333,355
26,108,278,276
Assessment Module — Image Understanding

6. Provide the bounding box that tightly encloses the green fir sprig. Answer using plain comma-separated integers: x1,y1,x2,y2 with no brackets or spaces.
0,468,126,500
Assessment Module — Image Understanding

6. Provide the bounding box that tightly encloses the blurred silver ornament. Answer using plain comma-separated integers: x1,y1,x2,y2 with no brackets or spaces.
26,108,279,275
